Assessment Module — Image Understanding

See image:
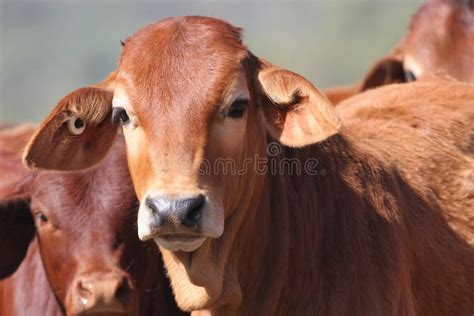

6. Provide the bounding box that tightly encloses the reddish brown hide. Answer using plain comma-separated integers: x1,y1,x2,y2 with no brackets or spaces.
0,125,184,316
324,0,474,104
23,17,474,315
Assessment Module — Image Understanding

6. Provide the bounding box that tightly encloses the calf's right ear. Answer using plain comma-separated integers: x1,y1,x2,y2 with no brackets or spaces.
24,73,118,171
254,61,342,147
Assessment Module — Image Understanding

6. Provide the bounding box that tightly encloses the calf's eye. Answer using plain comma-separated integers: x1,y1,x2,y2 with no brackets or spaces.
404,70,416,82
227,99,249,119
67,114,86,135
112,107,130,125
35,212,49,224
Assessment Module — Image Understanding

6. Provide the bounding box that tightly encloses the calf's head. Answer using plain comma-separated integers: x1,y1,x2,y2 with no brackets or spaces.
2,126,163,315
24,16,341,308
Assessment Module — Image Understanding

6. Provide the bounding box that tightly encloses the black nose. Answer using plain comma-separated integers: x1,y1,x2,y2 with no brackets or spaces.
146,194,205,229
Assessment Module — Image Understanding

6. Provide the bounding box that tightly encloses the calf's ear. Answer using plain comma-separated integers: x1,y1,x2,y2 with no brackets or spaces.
23,72,118,171
0,140,35,279
359,56,405,91
255,62,342,147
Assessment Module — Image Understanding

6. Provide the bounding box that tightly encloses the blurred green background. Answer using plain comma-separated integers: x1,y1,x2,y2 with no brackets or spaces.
1,0,423,123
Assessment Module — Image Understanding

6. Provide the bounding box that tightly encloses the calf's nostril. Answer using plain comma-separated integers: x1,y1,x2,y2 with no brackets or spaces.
187,206,202,222
181,194,205,227
145,197,159,214
77,280,93,306
115,277,130,303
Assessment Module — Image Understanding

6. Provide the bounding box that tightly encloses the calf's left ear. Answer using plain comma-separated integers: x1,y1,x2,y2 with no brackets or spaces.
23,72,118,171
255,64,342,147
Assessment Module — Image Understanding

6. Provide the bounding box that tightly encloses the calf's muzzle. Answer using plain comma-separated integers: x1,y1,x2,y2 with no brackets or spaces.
145,194,205,231
69,271,135,315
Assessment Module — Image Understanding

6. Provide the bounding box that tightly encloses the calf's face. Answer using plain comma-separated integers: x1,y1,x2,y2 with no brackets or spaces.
32,147,143,315
113,19,257,252
2,133,157,315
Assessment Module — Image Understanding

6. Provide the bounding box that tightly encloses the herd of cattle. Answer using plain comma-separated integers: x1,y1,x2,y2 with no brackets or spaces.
1,0,473,315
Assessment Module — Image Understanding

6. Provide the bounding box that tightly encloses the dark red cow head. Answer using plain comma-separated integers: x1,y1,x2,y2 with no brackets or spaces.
0,125,178,315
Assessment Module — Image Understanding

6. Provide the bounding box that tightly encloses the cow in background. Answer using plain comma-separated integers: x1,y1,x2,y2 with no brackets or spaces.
325,0,474,104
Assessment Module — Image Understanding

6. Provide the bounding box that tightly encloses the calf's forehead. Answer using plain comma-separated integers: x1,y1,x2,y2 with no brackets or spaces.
117,17,248,123
32,144,135,224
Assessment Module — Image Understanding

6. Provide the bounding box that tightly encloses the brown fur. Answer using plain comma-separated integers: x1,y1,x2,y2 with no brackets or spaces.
323,84,361,105
0,125,184,315
24,17,474,315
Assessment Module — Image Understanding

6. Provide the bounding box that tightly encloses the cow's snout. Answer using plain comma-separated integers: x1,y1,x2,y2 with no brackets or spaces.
138,193,211,252
145,194,205,230
138,191,223,251
70,272,135,315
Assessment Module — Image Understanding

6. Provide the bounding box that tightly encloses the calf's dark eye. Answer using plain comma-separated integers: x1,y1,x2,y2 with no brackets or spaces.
227,99,249,119
112,107,130,125
404,70,416,82
35,212,48,223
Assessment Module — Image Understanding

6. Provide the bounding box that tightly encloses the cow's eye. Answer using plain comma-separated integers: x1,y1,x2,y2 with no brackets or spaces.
112,107,130,125
35,212,48,224
67,114,86,135
227,99,248,119
404,70,416,82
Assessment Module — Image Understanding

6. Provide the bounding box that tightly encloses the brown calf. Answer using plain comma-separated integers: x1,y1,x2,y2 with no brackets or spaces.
324,0,474,104
24,17,474,314
0,125,184,315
